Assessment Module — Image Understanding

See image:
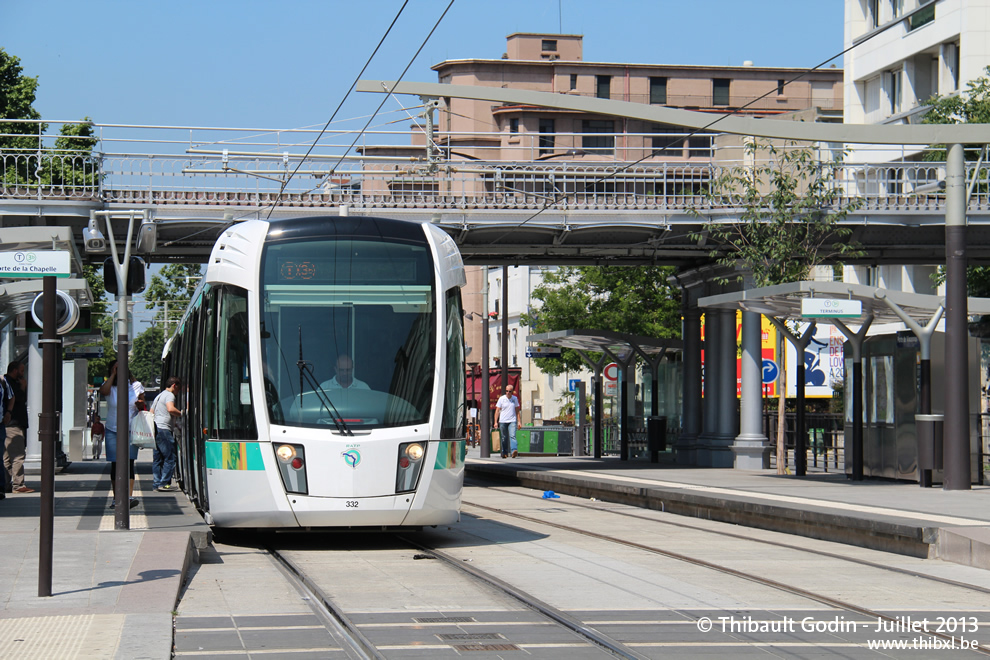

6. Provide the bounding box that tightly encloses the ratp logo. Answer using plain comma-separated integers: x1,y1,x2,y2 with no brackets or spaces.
342,449,361,469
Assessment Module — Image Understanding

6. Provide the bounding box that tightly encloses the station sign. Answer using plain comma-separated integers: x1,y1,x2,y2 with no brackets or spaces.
525,346,562,358
0,251,71,278
64,345,105,359
801,298,862,318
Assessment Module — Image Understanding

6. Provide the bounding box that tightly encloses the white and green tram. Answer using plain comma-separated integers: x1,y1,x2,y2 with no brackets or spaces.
162,215,467,529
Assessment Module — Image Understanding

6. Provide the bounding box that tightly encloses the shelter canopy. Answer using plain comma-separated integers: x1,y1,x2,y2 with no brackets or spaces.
698,281,990,323
526,329,682,364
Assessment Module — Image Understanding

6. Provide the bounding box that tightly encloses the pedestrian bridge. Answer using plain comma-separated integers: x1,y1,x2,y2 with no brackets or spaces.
1,127,988,265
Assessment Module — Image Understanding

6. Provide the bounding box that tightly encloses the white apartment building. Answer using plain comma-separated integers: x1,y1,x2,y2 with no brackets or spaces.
843,0,987,128
842,0,990,295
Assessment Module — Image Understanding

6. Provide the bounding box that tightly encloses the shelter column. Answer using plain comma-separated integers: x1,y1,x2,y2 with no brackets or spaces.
713,308,738,467
678,308,702,465
733,310,769,468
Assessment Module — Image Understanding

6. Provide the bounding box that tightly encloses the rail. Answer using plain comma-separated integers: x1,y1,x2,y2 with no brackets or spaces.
2,128,989,215
3,149,989,215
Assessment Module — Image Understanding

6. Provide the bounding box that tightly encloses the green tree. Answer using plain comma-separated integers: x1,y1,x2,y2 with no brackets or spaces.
922,65,990,161
692,140,863,286
43,119,100,190
130,325,165,387
520,265,681,375
82,264,116,383
0,48,46,188
0,48,44,150
143,264,203,339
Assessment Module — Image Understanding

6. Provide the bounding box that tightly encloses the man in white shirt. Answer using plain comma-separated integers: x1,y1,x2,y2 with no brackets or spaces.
321,355,370,390
494,384,521,458
151,377,182,492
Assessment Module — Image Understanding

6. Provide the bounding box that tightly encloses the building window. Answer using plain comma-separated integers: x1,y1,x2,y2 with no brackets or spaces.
582,119,614,155
596,75,611,99
510,118,519,134
777,79,786,96
887,69,901,114
869,0,879,28
539,118,555,156
542,39,557,51
570,74,578,90
649,77,667,104
688,134,713,159
713,79,731,106
909,0,935,30
651,124,684,157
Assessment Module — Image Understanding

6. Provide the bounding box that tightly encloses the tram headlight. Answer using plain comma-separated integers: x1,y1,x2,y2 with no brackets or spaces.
274,443,308,495
396,441,428,494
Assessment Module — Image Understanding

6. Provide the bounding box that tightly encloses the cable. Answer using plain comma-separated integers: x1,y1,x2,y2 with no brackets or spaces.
482,27,891,247
262,0,412,220
324,0,456,179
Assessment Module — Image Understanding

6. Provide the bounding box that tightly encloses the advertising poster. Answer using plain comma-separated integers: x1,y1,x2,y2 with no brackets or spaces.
783,322,846,398
699,313,844,399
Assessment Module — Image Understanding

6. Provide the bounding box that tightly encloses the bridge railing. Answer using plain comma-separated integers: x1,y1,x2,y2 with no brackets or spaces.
0,149,102,201
3,143,988,214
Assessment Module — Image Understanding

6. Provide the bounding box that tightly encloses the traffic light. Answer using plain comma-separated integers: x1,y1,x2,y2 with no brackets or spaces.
103,256,147,295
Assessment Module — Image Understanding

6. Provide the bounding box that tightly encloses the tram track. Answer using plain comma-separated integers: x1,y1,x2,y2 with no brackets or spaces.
473,484,990,598
461,492,990,655
266,542,385,660
263,536,633,659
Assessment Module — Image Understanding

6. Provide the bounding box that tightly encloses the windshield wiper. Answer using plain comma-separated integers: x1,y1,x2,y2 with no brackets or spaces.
297,326,352,436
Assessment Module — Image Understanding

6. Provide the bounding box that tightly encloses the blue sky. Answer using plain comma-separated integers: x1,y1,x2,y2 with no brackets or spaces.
3,1,845,131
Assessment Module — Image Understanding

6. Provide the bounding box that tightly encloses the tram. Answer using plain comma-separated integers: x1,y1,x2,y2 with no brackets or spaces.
161,215,467,529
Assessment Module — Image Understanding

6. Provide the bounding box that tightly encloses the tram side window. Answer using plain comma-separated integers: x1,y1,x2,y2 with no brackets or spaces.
440,288,465,439
199,288,218,439
217,286,257,440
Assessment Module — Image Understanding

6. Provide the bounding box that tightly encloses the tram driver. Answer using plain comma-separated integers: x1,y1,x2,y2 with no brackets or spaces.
320,354,370,391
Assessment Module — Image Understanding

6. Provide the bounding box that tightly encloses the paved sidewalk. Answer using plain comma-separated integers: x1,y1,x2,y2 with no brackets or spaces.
0,455,209,659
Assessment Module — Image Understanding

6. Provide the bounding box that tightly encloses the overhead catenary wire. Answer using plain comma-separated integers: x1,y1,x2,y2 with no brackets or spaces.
262,0,413,220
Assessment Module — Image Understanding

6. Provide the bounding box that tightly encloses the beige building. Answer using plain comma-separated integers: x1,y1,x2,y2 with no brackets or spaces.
430,33,843,164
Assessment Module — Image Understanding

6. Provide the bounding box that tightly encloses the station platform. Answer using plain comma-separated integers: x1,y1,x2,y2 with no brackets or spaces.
465,452,990,569
0,455,210,659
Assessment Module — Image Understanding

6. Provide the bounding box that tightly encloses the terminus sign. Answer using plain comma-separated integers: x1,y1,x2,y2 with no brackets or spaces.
0,251,71,278
801,298,862,318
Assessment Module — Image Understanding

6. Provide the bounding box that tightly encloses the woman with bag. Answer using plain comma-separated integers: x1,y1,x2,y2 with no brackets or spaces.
99,361,139,509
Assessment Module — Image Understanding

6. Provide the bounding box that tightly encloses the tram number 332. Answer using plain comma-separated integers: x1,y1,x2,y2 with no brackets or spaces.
345,501,359,508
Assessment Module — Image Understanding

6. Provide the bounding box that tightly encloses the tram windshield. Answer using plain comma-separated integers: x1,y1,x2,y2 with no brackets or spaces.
260,236,436,430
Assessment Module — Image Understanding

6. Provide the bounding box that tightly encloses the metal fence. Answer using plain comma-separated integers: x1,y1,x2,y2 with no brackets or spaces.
765,411,845,473
3,139,989,214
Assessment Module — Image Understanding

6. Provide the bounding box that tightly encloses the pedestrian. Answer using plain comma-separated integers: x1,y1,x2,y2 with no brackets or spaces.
90,413,105,461
151,376,182,492
99,361,139,509
3,361,33,493
494,384,521,459
0,369,13,499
